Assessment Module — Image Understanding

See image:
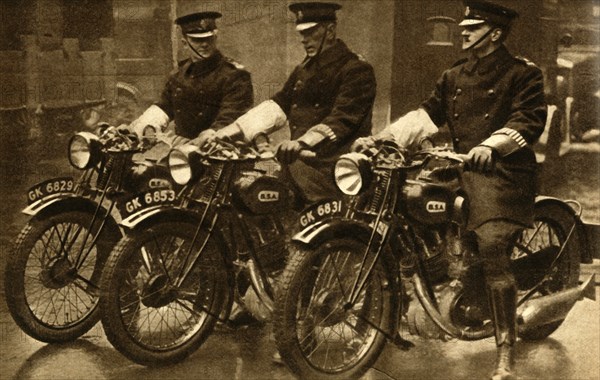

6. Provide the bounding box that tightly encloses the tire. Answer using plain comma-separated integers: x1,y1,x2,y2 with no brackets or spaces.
100,222,232,366
273,238,397,380
4,211,115,342
512,202,581,341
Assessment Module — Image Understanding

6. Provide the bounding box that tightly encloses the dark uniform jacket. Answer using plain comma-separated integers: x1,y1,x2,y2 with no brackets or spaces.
421,46,547,229
273,40,377,202
156,51,253,139
271,40,376,201
272,39,376,159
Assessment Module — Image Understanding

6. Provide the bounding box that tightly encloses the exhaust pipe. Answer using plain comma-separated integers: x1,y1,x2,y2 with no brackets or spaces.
518,274,596,329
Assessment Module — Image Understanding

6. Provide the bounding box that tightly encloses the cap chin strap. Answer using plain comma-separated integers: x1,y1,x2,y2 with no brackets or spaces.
184,37,208,60
463,26,495,51
310,23,329,62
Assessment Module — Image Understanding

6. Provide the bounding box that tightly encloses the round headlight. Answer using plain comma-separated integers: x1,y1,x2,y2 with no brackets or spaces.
68,132,101,169
142,125,157,138
334,153,372,195
168,144,199,185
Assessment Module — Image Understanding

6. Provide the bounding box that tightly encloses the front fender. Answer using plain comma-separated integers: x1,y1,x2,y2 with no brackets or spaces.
24,195,121,245
292,217,384,249
120,206,202,232
535,196,592,263
23,193,79,217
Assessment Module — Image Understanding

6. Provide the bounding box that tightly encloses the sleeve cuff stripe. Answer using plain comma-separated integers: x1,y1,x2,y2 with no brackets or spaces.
495,128,527,147
324,127,337,141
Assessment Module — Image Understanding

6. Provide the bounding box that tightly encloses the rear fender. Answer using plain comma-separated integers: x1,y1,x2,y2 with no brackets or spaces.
535,196,592,263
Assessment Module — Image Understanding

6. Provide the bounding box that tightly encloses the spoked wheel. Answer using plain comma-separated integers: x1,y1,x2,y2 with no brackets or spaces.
100,222,231,366
511,202,581,340
274,239,397,380
4,211,114,342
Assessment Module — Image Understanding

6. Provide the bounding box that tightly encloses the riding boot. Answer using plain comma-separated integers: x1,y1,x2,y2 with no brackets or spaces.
487,278,517,380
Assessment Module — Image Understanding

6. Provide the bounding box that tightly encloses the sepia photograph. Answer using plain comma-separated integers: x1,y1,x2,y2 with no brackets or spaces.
0,1,598,379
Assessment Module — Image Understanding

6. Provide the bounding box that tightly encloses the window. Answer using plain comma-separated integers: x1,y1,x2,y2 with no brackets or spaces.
426,16,456,47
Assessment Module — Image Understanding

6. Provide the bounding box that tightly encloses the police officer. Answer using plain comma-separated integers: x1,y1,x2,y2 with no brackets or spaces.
129,11,253,146
354,2,546,379
197,2,377,203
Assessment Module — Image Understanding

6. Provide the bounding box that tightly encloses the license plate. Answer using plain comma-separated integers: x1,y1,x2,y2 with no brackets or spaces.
118,188,176,218
27,177,76,204
299,199,345,228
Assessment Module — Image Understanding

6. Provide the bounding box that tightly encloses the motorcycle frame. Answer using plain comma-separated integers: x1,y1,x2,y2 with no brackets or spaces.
292,157,590,342
119,158,292,321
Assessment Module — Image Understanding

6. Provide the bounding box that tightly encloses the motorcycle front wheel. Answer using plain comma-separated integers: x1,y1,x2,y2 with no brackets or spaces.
512,202,581,340
4,211,114,342
100,222,231,366
274,238,397,380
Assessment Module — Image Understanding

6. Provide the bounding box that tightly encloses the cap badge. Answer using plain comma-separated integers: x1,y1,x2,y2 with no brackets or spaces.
465,6,470,16
297,10,303,21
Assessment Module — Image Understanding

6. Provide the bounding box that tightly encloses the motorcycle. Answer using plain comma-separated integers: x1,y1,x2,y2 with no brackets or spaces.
272,141,596,379
99,140,336,366
4,125,175,343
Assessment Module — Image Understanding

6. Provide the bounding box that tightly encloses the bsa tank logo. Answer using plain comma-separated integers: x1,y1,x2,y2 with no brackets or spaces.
149,179,172,189
426,201,446,213
258,191,279,202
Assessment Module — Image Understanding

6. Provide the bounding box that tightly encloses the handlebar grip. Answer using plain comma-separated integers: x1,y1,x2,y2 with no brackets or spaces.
299,150,317,159
455,153,469,162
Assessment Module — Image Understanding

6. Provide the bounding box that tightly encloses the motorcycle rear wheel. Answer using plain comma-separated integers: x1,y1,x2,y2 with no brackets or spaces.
4,211,113,342
513,202,581,341
274,238,397,380
100,222,231,366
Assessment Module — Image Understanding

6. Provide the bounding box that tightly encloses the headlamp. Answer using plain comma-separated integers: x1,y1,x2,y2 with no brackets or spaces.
168,144,201,186
68,132,102,170
334,153,372,195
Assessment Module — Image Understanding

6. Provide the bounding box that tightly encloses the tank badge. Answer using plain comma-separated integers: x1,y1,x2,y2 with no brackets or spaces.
258,191,279,202
426,201,446,213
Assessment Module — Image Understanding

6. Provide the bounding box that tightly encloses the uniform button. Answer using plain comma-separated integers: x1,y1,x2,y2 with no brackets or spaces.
456,88,462,95
198,112,203,117
484,113,490,119
292,104,298,109
488,89,495,96
454,113,459,119
176,109,181,113
314,103,320,108
454,138,460,143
